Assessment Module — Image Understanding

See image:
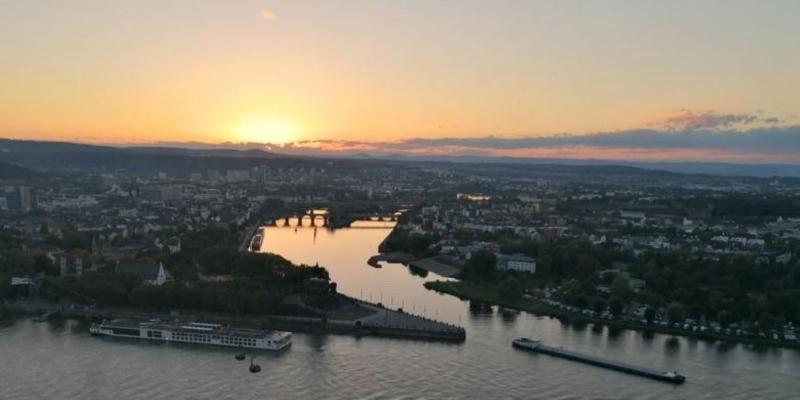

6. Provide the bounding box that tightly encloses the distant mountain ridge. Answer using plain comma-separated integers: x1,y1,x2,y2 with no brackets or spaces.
0,160,39,180
341,152,800,178
2,137,799,178
0,139,294,174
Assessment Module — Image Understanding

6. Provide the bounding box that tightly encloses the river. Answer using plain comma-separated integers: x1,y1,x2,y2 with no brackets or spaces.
1,222,799,399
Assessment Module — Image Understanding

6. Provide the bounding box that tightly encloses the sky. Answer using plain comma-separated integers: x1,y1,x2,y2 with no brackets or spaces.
1,1,799,162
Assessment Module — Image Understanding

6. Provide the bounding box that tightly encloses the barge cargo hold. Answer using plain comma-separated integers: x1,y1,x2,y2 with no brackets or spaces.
513,338,686,384
91,319,291,351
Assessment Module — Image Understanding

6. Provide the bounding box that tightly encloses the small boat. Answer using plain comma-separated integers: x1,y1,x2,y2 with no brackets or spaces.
235,352,246,361
249,356,261,373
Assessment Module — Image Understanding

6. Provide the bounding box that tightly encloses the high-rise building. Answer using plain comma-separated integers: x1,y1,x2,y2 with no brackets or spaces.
2,186,36,212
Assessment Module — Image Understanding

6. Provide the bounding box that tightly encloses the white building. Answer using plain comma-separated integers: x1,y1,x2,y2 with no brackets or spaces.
496,253,536,274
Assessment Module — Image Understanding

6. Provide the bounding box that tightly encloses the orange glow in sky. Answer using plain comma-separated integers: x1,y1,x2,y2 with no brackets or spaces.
0,1,798,162
233,116,301,145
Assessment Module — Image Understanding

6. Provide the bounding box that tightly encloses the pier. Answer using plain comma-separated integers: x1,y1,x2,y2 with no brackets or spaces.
4,299,466,342
512,338,686,384
409,258,460,278
367,252,414,268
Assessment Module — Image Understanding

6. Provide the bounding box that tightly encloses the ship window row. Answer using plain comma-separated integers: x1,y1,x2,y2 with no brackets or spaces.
220,337,257,346
169,332,259,346
173,333,213,343
110,327,141,336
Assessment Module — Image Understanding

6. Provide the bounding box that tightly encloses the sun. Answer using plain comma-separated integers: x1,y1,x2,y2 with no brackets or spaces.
234,117,299,145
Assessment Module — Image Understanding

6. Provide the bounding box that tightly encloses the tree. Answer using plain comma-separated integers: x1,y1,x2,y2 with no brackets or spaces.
593,298,607,315
560,279,584,305
611,276,634,302
635,289,665,307
33,255,56,276
718,310,734,328
609,298,624,317
576,254,598,277
667,302,686,324
757,313,780,332
601,271,617,285
498,276,523,301
0,273,12,299
575,295,589,310
197,246,239,275
170,261,197,282
644,307,656,324
463,250,497,281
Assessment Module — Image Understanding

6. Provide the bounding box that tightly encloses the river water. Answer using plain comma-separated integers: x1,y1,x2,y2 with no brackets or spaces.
2,223,799,399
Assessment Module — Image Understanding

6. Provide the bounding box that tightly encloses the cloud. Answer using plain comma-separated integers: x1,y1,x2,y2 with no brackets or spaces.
145,108,800,163
260,10,276,21
382,126,800,152
264,124,800,163
649,109,760,130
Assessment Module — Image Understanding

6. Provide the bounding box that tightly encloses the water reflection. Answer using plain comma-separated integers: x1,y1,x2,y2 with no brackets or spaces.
469,301,493,317
305,333,330,351
665,337,681,355
250,220,800,399
408,264,428,278
572,320,588,332
607,326,623,340
349,220,397,229
499,308,519,324
45,317,68,334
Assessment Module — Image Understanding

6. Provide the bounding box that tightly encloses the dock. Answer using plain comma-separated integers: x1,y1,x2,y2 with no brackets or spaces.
5,299,466,342
367,252,414,268
409,257,460,278
512,338,686,384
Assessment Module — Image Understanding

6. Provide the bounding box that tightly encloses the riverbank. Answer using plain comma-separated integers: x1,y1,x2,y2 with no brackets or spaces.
409,258,460,278
367,252,415,268
2,296,465,343
368,252,461,278
424,280,800,350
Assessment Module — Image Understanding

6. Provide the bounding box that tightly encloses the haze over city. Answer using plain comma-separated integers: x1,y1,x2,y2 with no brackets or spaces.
2,0,799,162
2,2,800,400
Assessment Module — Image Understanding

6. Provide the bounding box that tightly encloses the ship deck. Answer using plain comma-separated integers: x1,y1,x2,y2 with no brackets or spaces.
102,319,289,339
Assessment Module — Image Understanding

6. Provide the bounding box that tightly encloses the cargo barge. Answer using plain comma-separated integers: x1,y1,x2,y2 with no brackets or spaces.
513,338,686,384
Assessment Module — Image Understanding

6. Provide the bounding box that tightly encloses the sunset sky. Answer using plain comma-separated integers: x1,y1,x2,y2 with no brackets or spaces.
1,1,799,162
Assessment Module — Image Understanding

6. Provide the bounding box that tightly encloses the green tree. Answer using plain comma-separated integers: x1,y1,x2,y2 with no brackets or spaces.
593,298,607,315
576,254,598,277
0,273,12,299
575,294,589,309
560,279,584,305
463,250,497,281
609,298,624,317
611,276,634,302
498,276,523,301
667,302,686,324
644,307,657,324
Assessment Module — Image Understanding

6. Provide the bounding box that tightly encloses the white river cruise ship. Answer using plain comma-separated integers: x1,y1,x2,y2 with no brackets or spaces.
90,319,292,351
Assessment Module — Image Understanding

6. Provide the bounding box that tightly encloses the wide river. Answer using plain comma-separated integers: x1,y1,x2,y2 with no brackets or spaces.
2,223,799,399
